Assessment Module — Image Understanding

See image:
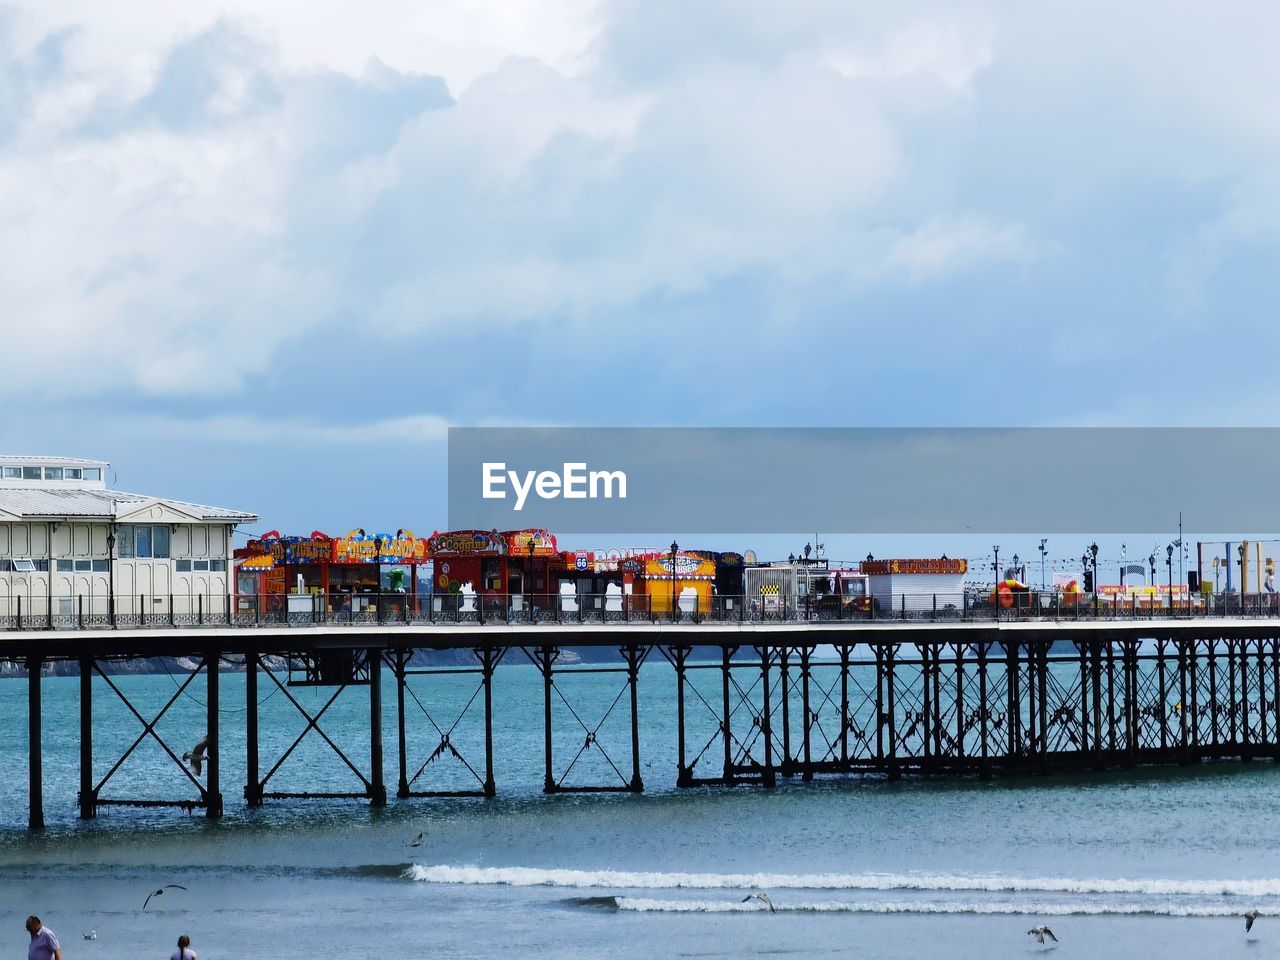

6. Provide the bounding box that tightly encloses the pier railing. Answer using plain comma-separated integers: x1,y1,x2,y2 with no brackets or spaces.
2,589,1280,630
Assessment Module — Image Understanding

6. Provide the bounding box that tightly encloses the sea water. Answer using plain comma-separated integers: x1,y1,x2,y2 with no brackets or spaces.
0,661,1276,958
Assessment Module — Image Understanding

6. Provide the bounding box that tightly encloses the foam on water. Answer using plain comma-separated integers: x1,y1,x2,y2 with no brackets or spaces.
404,864,1280,899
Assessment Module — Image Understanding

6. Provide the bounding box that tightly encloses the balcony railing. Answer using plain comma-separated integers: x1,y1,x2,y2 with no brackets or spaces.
1,588,1279,631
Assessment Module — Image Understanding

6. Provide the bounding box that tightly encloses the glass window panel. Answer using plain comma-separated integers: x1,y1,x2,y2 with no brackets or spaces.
43,467,62,480
83,468,101,481
56,559,73,572
65,468,82,480
152,525,170,558
92,559,108,572
117,525,134,558
32,559,48,572
176,559,192,572
136,526,152,559
211,559,227,572
74,559,91,572
2,467,19,478
12,559,34,572
22,467,40,480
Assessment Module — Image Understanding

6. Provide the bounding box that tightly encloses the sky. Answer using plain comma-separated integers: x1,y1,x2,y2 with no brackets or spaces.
2,1,1279,571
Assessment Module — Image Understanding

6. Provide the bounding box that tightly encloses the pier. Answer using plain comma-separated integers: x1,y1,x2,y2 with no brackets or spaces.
8,604,1280,830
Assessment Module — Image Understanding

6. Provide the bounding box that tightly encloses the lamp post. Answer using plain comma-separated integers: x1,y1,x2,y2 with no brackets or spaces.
1038,538,1048,592
670,541,679,623
106,526,116,628
1089,542,1099,612
1238,543,1247,613
1167,544,1175,613
527,538,535,614
992,545,1000,584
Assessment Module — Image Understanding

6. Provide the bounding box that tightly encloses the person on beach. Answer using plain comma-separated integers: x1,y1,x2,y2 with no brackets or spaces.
170,933,198,960
25,916,61,960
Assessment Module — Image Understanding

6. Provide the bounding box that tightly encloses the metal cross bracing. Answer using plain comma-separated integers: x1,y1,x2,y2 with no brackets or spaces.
391,647,504,799
524,644,650,793
796,645,881,779
663,645,792,787
77,653,222,819
245,648,386,807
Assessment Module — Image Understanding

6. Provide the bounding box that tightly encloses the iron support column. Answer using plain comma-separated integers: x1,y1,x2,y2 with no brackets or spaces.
368,649,386,806
760,646,776,787
626,645,643,792
674,646,691,787
482,648,497,797
396,650,410,799
28,657,43,831
721,645,734,785
542,646,556,793
79,657,94,819
206,652,222,818
245,651,261,807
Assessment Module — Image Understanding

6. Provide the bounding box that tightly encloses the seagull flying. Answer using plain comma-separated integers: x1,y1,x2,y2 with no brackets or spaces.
143,884,189,911
1245,910,1260,933
1027,926,1058,944
409,832,424,848
741,892,775,913
182,736,209,777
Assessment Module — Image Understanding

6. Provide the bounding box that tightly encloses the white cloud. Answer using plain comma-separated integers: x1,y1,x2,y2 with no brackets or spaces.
887,217,1032,281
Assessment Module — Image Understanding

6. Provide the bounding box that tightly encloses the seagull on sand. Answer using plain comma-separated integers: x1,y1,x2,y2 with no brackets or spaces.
143,885,188,910
409,832,424,848
741,892,776,913
182,735,209,776
1027,926,1058,944
1245,910,1260,933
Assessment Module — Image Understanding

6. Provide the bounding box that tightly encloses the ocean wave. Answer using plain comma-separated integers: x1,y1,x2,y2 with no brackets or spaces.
403,864,1280,899
591,897,1278,918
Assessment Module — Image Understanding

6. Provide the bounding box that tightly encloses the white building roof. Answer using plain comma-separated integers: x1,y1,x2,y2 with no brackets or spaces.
0,488,256,523
0,455,109,468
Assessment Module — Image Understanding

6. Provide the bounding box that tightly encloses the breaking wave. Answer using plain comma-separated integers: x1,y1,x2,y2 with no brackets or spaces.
403,864,1280,899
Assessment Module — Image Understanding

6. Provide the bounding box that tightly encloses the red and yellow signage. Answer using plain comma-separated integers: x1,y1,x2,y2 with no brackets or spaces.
428,529,505,557
502,529,558,558
861,558,968,576
640,553,717,581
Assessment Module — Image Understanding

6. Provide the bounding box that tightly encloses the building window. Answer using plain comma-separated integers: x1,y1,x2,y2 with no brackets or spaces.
180,558,221,573
119,524,171,560
211,559,226,572
12,559,35,572
176,560,191,572
83,468,101,481
2,467,19,478
92,559,108,572
65,468,82,480
21,467,40,480
0,559,11,571
43,467,63,480
56,559,73,572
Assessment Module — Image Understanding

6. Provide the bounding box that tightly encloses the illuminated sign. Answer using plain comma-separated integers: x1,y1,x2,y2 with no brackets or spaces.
502,529,559,557
861,558,968,576
429,529,505,557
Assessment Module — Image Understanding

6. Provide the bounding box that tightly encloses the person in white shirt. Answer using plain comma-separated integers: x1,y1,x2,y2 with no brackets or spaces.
171,934,197,960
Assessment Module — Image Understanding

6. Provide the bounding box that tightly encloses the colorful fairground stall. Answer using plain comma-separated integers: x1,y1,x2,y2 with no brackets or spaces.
234,528,428,616
426,529,558,615
626,550,717,616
